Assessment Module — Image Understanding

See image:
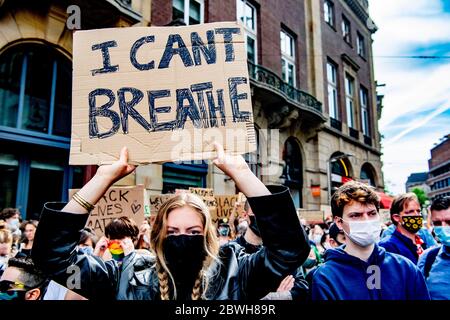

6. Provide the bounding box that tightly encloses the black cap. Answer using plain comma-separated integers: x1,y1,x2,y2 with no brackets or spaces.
329,222,343,241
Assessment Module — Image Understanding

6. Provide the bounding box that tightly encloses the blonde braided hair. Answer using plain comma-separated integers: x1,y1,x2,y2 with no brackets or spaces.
157,265,170,300
157,263,205,300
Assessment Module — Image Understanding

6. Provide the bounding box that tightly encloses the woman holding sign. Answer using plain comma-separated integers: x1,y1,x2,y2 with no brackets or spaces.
32,143,309,300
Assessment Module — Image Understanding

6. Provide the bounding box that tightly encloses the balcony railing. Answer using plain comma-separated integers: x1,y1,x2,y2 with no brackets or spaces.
247,61,323,116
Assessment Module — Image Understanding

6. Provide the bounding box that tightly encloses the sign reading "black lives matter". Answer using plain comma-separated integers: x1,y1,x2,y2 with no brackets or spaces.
70,22,256,165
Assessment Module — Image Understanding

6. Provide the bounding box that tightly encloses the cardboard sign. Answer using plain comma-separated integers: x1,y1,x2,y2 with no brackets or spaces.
298,209,324,224
215,195,239,224
69,185,149,238
149,194,174,215
70,21,256,165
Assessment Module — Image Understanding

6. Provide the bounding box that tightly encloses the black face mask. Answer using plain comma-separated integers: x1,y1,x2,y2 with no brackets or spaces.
163,235,207,288
249,215,261,238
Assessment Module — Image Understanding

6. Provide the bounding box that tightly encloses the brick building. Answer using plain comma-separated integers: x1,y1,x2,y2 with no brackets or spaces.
427,135,450,200
0,0,384,219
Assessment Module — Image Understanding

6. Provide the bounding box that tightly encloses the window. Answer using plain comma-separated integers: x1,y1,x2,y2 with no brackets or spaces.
327,61,339,119
342,16,351,44
237,0,257,64
357,32,366,57
360,86,370,136
345,74,355,128
280,30,296,86
172,0,204,25
0,44,72,138
324,0,335,27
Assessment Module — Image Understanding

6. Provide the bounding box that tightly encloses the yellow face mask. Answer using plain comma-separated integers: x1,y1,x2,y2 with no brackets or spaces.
401,215,423,234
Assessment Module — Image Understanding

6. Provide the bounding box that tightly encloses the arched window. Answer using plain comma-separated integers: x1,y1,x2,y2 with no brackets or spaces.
0,44,72,137
329,152,353,197
360,163,376,187
0,44,78,218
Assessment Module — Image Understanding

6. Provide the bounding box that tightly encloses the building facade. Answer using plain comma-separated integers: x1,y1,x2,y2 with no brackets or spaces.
0,0,384,220
405,172,430,194
427,135,450,200
0,0,150,219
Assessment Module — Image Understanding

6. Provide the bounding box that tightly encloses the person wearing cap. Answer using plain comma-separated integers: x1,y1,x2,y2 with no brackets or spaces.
379,193,428,264
418,197,450,300
311,181,430,300
328,222,346,248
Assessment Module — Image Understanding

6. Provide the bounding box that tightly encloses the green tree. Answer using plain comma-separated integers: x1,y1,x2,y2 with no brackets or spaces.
411,187,428,207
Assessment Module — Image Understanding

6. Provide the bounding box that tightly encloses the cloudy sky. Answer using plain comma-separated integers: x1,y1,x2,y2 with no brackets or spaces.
369,0,450,194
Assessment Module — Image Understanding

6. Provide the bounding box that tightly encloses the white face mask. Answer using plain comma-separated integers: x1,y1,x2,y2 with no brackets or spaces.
341,218,381,247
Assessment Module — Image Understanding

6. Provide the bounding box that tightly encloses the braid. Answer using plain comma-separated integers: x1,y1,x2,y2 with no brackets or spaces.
191,271,203,300
157,268,170,300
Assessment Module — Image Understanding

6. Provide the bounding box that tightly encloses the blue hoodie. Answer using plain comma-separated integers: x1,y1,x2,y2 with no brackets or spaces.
311,244,430,300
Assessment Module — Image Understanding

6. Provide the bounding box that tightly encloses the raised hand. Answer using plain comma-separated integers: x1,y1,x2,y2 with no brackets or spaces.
212,142,270,198
63,147,137,214
96,147,136,185
276,275,295,292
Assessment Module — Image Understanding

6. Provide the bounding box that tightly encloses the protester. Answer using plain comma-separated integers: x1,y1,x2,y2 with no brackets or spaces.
135,219,151,251
311,181,430,300
32,143,309,300
0,228,13,277
310,225,325,255
328,222,346,248
0,208,22,255
379,193,428,264
0,257,48,300
16,220,38,258
77,227,98,255
217,219,232,246
232,200,309,300
418,197,450,299
92,217,139,263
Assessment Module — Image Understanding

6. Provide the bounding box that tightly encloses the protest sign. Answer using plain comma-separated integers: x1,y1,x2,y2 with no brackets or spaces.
69,185,149,237
149,194,174,215
215,195,239,224
70,21,256,165
188,187,217,218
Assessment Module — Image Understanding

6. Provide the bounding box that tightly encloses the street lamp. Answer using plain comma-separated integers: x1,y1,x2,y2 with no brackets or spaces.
326,153,354,204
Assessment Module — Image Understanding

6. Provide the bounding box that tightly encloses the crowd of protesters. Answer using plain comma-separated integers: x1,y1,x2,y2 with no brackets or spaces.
0,143,449,301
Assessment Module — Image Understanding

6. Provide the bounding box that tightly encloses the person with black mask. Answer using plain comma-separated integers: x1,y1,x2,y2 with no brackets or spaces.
232,200,309,300
328,222,346,248
0,257,48,300
32,143,309,300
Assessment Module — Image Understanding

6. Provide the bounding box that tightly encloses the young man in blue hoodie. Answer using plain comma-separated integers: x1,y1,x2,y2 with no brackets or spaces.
311,181,430,300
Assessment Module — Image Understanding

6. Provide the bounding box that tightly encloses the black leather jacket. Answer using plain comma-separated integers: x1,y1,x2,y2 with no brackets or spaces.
32,185,309,300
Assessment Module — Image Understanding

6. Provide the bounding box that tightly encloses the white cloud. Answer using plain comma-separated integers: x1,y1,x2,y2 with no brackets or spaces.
370,0,450,194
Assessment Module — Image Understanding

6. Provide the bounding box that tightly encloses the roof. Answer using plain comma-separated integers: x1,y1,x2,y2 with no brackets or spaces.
406,172,428,184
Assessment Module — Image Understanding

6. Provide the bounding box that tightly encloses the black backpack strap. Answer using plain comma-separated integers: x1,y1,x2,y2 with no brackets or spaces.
424,246,441,278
